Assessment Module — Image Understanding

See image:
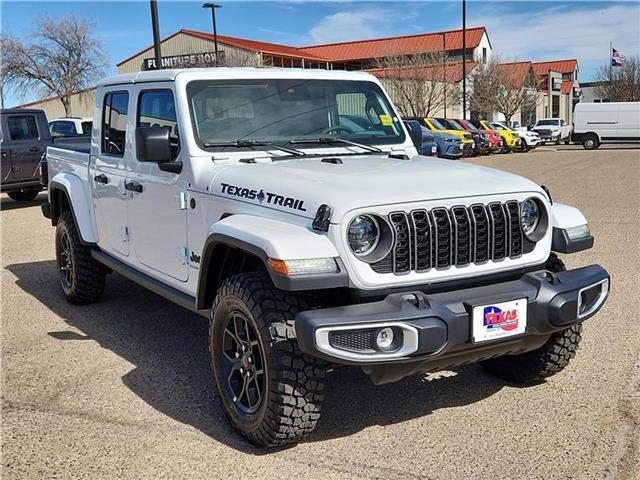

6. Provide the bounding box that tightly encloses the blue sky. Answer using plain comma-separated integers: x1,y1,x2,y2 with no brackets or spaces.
2,0,639,107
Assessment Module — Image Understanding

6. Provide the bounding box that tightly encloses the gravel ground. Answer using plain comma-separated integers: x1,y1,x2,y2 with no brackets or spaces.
2,148,639,480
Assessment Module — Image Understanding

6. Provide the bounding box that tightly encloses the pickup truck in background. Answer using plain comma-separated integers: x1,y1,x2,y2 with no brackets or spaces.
42,68,609,447
1,108,49,201
531,118,571,145
48,117,93,137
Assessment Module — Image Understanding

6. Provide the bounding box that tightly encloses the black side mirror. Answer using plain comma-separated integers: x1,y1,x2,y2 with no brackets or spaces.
403,120,423,149
136,126,172,163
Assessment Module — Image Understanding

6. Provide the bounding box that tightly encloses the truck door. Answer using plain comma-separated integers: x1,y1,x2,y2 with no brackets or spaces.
92,90,132,257
127,87,189,282
2,113,47,180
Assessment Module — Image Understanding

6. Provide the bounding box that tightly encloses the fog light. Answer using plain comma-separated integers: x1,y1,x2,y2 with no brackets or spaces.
376,327,394,349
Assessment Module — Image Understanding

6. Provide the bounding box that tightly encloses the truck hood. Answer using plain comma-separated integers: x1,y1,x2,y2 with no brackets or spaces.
212,154,542,220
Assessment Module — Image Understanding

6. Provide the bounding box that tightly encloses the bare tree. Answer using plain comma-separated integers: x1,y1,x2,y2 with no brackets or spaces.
374,44,457,117
594,55,640,102
469,58,538,123
1,16,108,116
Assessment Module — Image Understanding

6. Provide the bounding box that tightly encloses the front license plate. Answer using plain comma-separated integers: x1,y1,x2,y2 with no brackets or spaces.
472,298,527,343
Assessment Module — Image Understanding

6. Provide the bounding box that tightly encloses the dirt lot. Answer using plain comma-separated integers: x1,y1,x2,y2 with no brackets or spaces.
2,148,639,479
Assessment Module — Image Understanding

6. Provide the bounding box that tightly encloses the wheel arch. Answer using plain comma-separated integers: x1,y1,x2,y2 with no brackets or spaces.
49,174,98,244
196,215,346,310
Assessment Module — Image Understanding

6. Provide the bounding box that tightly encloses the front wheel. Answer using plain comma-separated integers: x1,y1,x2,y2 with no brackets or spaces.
7,188,41,201
210,272,325,447
583,134,599,150
481,253,584,384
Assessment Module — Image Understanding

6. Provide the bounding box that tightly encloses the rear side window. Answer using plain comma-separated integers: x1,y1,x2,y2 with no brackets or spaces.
102,91,129,156
7,115,39,140
81,121,92,135
137,89,179,160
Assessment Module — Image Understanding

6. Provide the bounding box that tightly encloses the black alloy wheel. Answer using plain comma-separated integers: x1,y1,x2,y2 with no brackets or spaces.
220,311,267,415
58,230,74,291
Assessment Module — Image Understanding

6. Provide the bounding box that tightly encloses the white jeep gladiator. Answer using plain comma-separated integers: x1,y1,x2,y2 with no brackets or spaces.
42,68,610,447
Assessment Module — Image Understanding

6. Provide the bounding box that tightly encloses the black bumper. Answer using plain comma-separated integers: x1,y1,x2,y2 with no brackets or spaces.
295,265,609,383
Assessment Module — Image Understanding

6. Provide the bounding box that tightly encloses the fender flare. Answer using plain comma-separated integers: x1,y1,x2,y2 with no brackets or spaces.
196,215,348,310
549,203,594,254
49,174,98,244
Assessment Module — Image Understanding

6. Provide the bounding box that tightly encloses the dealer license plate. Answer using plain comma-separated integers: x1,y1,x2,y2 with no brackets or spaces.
472,298,527,343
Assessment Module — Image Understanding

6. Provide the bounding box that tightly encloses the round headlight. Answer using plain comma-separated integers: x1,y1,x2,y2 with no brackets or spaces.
521,198,540,237
348,215,380,256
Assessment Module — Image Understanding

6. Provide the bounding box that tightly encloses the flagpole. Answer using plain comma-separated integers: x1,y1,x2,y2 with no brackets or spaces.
609,41,613,88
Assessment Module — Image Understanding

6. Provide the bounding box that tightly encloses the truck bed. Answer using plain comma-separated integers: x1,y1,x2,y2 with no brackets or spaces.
51,136,91,154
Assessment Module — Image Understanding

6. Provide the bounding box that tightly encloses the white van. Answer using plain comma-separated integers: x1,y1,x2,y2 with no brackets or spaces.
572,102,640,149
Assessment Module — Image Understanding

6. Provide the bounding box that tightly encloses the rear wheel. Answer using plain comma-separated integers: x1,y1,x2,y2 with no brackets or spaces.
55,211,106,304
210,272,325,447
7,188,40,201
481,253,584,384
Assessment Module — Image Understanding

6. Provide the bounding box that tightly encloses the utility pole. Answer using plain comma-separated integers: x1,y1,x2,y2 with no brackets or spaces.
150,0,162,69
462,0,467,119
202,3,222,65
442,32,447,117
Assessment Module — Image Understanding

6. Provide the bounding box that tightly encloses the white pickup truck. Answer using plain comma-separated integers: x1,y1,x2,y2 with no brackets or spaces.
42,68,609,447
531,118,571,144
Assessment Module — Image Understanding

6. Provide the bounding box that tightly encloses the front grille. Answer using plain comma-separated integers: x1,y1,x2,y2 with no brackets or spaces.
537,129,552,137
372,201,524,275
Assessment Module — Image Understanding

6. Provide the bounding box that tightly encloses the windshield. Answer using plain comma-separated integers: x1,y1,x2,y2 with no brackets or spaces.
187,79,405,151
536,119,559,126
490,122,512,131
427,118,447,130
441,118,464,130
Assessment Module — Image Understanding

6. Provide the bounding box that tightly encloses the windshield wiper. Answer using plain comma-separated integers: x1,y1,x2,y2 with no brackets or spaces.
288,137,383,153
203,140,306,157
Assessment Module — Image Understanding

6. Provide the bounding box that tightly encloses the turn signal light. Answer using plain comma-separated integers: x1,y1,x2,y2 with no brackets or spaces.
267,257,338,276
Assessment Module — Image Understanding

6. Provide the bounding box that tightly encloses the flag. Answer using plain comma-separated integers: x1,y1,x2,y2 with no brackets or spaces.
612,48,625,67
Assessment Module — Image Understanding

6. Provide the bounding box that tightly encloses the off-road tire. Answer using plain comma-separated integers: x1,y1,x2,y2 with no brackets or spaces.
481,253,583,384
210,272,325,447
55,211,106,304
7,188,40,201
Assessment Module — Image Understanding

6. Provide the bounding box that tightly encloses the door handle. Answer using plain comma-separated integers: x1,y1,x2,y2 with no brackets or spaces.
125,181,143,193
94,174,109,184
29,146,41,152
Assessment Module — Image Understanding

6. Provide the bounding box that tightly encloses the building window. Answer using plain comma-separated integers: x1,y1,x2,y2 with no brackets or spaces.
102,91,129,156
552,96,560,117
482,47,487,63
137,89,180,160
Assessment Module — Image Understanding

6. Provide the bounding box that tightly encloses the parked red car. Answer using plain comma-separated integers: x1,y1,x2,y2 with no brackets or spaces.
458,119,503,153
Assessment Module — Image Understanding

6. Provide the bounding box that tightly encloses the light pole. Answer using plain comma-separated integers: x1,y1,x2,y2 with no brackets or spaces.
149,0,162,69
462,0,467,119
202,3,222,65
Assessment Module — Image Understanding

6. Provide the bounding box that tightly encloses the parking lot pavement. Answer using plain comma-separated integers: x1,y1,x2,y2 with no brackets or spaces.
544,143,640,151
2,149,639,480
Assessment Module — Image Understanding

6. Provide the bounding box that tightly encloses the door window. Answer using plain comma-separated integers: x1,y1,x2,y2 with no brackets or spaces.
7,115,39,140
137,90,179,159
102,91,129,156
81,121,93,135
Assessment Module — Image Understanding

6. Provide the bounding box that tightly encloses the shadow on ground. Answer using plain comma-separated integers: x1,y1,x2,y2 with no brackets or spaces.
6,260,506,453
1,192,47,211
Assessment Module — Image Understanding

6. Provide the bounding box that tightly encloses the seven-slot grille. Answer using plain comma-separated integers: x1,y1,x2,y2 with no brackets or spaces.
371,201,523,275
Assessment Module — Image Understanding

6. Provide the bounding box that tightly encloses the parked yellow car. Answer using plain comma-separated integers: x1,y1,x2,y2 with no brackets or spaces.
423,118,475,156
479,120,521,152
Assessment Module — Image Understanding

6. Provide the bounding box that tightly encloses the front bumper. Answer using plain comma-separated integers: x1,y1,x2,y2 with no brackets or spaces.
295,264,609,382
